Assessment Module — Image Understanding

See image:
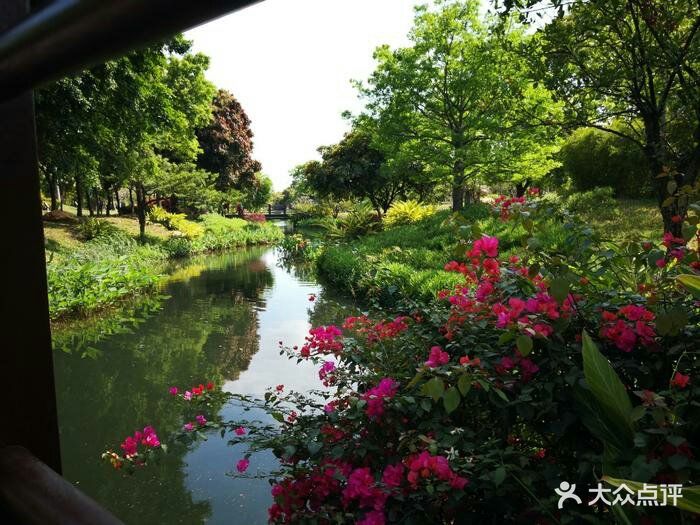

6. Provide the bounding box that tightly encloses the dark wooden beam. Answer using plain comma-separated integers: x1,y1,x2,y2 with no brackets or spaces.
0,0,262,100
0,0,61,474
0,446,123,524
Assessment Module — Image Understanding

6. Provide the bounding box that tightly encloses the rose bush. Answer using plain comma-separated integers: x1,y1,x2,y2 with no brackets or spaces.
104,188,700,523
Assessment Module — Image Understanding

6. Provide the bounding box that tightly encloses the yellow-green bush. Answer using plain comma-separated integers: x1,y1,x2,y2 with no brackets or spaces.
148,206,203,239
383,200,437,228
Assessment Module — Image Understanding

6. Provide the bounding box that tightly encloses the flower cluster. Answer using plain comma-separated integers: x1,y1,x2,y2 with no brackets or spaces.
102,426,162,470
183,414,208,432
169,381,215,401
495,352,540,382
425,345,450,368
318,360,337,386
493,194,527,220
600,305,656,352
363,378,399,418
405,451,469,490
343,315,409,343
300,325,343,357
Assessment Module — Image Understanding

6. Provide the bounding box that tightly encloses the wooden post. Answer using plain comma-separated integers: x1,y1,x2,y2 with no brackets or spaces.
0,0,62,473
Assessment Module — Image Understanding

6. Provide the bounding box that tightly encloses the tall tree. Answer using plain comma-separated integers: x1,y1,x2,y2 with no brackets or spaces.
359,0,560,210
521,0,700,233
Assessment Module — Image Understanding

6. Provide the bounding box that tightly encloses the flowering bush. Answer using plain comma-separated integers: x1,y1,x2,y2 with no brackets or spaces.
106,190,700,523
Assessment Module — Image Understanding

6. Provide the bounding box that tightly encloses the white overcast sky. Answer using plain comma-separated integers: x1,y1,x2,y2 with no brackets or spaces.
185,0,417,191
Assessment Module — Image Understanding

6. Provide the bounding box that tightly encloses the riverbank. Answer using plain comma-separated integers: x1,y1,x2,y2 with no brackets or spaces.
313,197,662,305
45,213,283,320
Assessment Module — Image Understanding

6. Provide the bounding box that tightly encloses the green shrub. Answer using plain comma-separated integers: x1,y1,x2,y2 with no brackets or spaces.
46,235,165,319
162,237,193,258
559,126,652,197
564,187,618,218
321,203,381,240
383,200,437,228
76,218,118,240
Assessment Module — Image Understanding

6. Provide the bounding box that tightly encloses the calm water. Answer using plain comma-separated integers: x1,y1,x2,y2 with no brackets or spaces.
52,246,355,524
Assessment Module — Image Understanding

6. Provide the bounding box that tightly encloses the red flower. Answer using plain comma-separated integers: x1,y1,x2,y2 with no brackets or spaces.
671,372,690,389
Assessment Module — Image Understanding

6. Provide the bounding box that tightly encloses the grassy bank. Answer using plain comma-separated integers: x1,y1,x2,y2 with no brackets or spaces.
45,213,283,320
314,197,664,304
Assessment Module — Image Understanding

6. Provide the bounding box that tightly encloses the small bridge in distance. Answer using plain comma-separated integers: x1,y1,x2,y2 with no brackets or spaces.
265,204,288,220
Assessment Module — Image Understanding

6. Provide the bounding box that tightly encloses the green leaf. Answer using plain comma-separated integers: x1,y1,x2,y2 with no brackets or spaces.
422,377,445,401
493,388,509,402
581,331,634,443
678,274,700,298
498,332,515,345
307,441,322,456
493,466,506,486
457,374,472,396
516,335,533,356
443,387,461,414
667,180,678,195
271,412,285,423
549,278,570,303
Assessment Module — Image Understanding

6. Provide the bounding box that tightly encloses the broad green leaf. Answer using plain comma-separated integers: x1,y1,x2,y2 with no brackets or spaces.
422,377,445,401
443,387,461,414
667,180,678,195
678,274,700,299
457,374,472,396
493,466,506,486
581,331,634,442
573,384,628,453
516,334,533,356
549,278,570,303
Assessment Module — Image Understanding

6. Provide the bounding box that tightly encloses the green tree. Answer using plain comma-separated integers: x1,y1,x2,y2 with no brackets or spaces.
524,0,700,232
359,0,561,210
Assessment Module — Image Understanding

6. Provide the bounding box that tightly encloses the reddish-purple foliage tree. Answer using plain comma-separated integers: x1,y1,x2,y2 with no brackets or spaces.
196,89,262,192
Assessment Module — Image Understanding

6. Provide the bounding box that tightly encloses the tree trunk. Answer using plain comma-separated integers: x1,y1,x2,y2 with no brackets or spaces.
129,187,135,214
515,180,530,198
136,184,147,240
75,174,83,217
105,188,114,217
451,159,466,212
48,172,58,211
114,190,121,214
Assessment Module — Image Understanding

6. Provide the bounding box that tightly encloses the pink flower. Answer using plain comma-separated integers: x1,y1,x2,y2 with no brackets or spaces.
318,361,336,385
275,384,284,392
363,378,399,418
234,426,246,436
120,436,138,456
382,463,405,488
184,390,193,401
183,422,195,432
236,458,250,472
169,386,178,395
472,236,499,258
195,415,207,426
425,346,450,368
358,511,385,525
656,258,667,268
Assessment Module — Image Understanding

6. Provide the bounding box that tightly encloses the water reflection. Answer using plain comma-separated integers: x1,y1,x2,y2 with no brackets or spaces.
52,247,357,524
